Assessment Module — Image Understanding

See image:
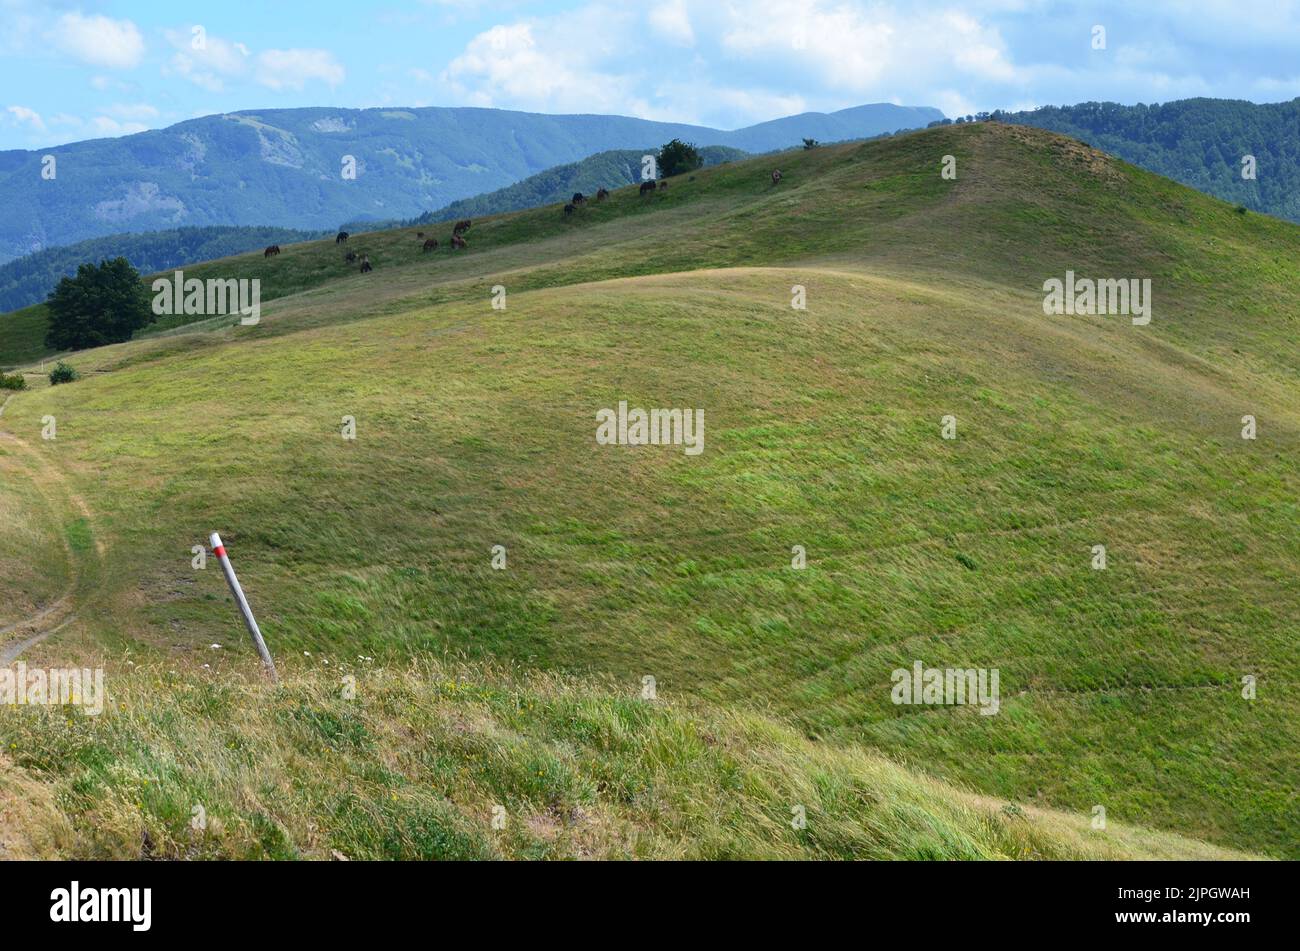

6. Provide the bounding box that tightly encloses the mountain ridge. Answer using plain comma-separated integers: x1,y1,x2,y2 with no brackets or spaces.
0,102,942,264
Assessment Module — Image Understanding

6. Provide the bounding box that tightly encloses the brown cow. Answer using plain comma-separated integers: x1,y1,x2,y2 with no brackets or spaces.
658,180,668,191
453,219,471,235
417,232,425,239
450,233,467,249
639,180,656,196
422,238,439,251
359,255,372,273
263,245,280,257
596,188,609,201
771,169,782,186
345,250,357,263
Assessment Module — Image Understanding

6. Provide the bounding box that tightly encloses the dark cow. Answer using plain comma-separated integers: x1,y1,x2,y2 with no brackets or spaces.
336,231,349,244
453,219,471,235
345,250,357,263
572,192,586,205
416,232,425,239
639,180,656,196
771,169,782,186
359,255,372,273
422,238,439,251
596,188,609,201
564,203,576,217
263,245,281,258
450,233,467,250
658,180,668,191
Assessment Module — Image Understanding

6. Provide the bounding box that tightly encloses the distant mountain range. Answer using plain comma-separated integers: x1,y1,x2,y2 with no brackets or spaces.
365,145,750,232
0,103,943,264
0,148,753,312
0,226,326,314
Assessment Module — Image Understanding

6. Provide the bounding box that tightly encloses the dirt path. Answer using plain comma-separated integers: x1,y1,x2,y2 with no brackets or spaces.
0,394,101,662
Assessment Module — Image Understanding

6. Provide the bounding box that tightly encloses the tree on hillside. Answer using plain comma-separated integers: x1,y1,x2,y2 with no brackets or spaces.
44,257,154,352
657,138,702,177
802,138,820,149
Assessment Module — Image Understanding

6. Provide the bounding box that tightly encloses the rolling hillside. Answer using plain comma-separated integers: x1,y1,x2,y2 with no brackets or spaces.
0,102,941,263
0,122,1295,859
1000,97,1300,223
402,145,750,229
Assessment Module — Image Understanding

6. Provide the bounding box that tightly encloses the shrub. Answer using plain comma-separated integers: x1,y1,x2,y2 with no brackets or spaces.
48,361,80,385
0,370,26,391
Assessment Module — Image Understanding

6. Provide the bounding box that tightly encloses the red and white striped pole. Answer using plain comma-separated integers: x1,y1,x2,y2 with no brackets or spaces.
210,531,278,682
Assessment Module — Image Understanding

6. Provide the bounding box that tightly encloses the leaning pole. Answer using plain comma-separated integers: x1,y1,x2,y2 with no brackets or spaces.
210,532,278,683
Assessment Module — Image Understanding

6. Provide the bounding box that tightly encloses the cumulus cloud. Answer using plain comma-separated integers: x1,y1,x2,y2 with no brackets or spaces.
5,105,46,131
163,30,343,93
256,49,346,91
105,102,160,121
50,12,145,69
88,115,150,137
443,16,639,114
163,29,252,92
649,0,696,46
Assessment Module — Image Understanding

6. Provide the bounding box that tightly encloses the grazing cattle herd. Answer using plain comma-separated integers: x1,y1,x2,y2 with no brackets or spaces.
258,170,784,275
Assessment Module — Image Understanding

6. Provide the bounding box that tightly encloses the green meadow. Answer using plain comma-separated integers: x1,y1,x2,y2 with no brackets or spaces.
0,123,1295,858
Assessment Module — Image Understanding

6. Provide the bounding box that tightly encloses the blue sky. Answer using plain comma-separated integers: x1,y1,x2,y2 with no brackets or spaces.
3,0,1300,149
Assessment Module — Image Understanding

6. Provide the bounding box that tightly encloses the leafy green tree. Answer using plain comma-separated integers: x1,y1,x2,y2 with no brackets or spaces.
802,138,820,150
657,139,702,177
44,257,154,351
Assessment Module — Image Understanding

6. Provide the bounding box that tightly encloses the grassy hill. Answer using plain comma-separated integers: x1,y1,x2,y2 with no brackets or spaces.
999,97,1300,223
403,145,751,229
1,122,1295,859
0,103,941,264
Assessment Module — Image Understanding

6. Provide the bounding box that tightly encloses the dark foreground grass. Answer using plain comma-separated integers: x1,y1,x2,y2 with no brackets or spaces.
0,657,1252,860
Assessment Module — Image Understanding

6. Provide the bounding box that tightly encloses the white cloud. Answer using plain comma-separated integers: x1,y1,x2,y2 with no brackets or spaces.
89,115,149,137
5,105,45,131
161,30,342,94
256,49,346,91
163,29,252,92
716,1,1021,93
105,102,160,121
649,0,695,46
50,13,145,69
440,1,960,126
443,18,637,114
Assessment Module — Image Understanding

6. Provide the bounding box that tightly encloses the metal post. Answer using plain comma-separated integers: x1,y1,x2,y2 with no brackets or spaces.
210,531,278,682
